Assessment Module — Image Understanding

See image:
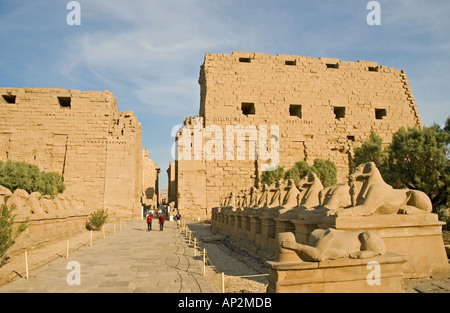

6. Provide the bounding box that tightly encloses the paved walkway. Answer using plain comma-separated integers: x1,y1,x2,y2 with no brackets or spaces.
0,220,220,293
0,219,448,293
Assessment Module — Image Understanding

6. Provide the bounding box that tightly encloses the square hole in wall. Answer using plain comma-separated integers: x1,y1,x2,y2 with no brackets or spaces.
239,57,251,63
368,66,379,72
375,108,387,120
241,102,255,115
334,106,346,119
285,60,296,66
58,97,71,108
326,63,339,69
2,95,16,103
289,104,302,118
347,135,355,142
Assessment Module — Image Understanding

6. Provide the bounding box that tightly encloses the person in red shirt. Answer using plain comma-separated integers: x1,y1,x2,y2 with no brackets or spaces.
159,214,165,231
146,213,153,231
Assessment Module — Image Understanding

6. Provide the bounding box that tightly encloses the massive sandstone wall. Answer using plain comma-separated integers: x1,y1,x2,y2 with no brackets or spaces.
0,87,143,219
167,161,177,205
142,148,159,209
175,51,422,219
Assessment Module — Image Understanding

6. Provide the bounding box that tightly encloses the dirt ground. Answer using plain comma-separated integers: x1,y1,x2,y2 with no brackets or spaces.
187,223,269,293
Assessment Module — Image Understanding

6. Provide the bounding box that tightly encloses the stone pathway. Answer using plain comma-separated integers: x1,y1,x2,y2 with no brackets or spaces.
0,219,448,293
0,220,219,293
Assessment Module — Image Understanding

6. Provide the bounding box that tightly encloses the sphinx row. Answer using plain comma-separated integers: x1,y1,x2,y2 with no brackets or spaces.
0,185,94,256
211,162,448,279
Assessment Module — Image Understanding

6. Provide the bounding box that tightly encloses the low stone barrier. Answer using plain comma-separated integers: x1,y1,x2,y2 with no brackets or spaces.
10,214,89,255
1,186,91,255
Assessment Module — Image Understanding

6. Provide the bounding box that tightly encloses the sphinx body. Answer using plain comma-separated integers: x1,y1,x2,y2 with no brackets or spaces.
297,173,323,209
281,228,386,262
338,162,432,216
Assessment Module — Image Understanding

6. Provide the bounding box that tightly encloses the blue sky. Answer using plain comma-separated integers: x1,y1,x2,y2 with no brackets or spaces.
0,0,449,189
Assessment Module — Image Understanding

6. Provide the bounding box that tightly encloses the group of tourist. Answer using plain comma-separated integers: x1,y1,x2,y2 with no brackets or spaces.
145,205,181,231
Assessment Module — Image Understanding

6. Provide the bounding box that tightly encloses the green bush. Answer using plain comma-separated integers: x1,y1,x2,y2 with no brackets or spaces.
0,160,65,197
352,131,387,169
0,203,28,265
260,159,337,187
436,207,450,231
353,123,450,210
86,209,109,231
444,116,450,133
284,161,311,185
260,166,285,186
310,159,338,188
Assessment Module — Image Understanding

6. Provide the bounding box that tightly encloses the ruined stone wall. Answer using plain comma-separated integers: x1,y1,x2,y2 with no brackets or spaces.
104,111,143,218
175,52,423,219
175,116,207,218
167,161,176,205
0,87,143,219
142,148,159,209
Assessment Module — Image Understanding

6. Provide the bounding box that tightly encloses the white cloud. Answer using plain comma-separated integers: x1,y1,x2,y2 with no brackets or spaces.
2,1,448,124
1,0,449,188
58,0,241,116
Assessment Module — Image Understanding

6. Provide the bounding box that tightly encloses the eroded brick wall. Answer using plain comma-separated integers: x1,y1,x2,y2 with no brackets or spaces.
0,87,143,219
175,52,422,219
142,148,159,209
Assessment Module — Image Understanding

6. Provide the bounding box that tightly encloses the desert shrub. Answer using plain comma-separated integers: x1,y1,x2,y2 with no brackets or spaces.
310,159,338,188
0,160,65,197
353,124,450,210
352,131,387,169
260,166,285,186
86,209,109,231
284,161,311,185
260,159,338,188
0,203,28,265
436,206,450,231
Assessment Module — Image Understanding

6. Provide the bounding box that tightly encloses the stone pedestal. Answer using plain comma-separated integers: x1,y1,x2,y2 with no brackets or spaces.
247,215,260,243
242,215,250,240
274,219,296,239
210,208,219,231
292,219,321,244
320,213,449,278
235,213,244,239
260,217,277,252
267,253,407,293
225,213,235,235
